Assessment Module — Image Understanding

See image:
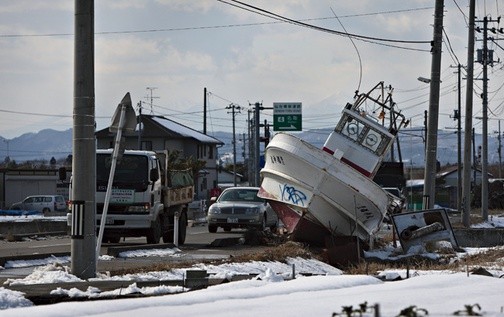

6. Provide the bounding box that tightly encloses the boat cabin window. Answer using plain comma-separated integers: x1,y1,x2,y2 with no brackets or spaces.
341,117,365,142
335,113,391,156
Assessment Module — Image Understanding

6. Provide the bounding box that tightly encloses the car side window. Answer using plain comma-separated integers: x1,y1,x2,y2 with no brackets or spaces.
43,197,52,202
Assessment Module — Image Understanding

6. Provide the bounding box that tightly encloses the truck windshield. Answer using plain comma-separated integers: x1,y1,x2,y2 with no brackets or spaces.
97,154,149,185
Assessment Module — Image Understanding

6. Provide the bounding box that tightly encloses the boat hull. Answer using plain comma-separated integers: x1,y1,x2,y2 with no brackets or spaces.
259,133,390,243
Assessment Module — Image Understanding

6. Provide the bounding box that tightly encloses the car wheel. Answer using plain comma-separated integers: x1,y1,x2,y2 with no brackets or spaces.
223,226,232,232
208,224,218,233
42,208,50,213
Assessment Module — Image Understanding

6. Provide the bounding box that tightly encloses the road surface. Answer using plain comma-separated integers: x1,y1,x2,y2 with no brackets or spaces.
0,224,270,282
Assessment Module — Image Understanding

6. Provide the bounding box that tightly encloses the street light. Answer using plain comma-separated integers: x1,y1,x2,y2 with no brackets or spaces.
417,76,431,83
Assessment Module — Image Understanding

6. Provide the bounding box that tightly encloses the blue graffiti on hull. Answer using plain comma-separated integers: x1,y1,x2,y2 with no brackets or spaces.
280,184,307,206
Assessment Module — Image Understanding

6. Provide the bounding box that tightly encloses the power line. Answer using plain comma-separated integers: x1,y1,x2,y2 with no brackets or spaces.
219,0,432,45
0,7,435,39
0,108,109,119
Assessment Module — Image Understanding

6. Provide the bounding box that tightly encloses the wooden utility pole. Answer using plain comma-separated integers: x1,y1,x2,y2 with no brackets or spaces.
423,0,444,209
462,0,475,227
226,104,241,186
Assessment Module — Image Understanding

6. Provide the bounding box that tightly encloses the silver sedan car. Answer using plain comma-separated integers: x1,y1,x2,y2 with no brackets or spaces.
207,187,278,233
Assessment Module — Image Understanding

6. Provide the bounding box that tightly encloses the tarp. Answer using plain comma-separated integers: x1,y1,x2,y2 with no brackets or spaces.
0,209,42,216
170,170,194,187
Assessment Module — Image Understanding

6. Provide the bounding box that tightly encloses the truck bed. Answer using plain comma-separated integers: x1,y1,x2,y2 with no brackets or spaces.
164,186,193,207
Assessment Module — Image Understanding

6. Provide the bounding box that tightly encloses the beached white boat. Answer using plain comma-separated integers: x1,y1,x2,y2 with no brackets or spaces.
258,82,408,244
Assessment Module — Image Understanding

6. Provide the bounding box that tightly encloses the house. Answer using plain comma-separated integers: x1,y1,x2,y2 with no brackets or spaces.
95,114,224,201
217,169,245,189
405,165,490,209
437,165,485,187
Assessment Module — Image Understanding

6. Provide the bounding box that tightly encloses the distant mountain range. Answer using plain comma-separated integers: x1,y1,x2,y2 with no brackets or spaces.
0,129,73,163
0,127,498,167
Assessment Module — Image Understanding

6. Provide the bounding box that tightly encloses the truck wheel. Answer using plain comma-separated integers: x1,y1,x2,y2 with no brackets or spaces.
161,213,173,243
177,211,187,245
147,218,161,244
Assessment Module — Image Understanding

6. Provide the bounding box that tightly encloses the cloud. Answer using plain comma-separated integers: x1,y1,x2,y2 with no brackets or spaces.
0,0,71,14
155,0,216,13
105,0,146,10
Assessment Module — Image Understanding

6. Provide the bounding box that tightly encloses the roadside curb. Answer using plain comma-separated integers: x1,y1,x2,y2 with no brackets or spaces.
0,252,70,267
0,219,68,240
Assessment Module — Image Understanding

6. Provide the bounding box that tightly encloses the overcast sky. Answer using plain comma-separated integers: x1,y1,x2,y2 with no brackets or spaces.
0,0,503,141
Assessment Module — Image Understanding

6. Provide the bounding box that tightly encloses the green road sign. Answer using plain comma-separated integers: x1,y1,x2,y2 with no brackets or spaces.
273,102,302,131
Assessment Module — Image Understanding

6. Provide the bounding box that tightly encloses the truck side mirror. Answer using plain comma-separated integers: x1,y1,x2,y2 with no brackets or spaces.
150,168,159,182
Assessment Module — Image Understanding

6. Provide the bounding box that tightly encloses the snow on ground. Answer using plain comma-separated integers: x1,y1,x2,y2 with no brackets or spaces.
1,269,504,317
0,214,67,222
0,214,503,315
0,246,503,316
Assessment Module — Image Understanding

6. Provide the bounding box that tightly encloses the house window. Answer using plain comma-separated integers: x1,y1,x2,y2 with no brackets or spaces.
197,145,207,159
208,145,214,159
141,141,152,151
200,177,208,191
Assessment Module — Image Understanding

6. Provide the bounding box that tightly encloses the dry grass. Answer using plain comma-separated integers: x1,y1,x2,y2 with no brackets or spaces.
107,240,504,278
108,241,318,277
106,227,504,277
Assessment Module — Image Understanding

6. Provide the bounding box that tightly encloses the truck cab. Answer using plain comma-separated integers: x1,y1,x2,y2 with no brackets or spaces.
70,149,193,244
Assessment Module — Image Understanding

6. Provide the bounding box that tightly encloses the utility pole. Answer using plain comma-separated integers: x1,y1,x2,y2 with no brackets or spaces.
247,109,253,186
72,0,96,279
480,16,490,221
203,87,207,135
242,132,247,162
137,101,142,149
226,104,241,187
462,0,475,227
449,64,463,214
254,102,261,187
499,121,502,178
456,65,462,214
261,119,270,148
423,0,444,210
475,16,500,221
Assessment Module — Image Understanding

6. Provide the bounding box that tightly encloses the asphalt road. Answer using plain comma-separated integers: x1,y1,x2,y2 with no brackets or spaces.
0,224,269,282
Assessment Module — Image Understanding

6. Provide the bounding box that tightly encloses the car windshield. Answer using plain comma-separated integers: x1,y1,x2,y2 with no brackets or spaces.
219,189,264,203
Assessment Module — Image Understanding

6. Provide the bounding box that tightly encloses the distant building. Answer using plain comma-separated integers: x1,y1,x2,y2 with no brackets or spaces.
95,114,224,201
405,165,490,210
0,169,61,208
437,165,485,187
217,169,245,189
